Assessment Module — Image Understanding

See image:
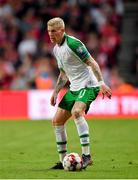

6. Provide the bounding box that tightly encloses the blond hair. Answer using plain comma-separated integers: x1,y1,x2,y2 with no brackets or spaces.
47,17,65,29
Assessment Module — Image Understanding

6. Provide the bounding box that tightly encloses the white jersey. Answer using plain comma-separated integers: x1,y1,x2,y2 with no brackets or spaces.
53,34,99,91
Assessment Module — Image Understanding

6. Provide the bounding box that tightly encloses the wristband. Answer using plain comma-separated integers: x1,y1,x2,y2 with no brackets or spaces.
98,81,105,86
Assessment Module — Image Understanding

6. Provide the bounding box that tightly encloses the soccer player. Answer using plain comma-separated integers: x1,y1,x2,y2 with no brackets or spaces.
47,17,112,169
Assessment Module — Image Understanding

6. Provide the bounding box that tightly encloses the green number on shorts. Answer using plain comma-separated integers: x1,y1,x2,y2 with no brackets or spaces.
78,89,86,98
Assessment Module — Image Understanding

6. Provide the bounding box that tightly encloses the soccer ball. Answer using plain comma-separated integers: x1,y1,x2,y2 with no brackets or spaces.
63,152,82,171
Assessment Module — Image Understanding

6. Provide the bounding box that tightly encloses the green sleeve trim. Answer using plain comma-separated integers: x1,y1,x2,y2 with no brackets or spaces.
60,68,65,72
66,35,90,62
83,55,90,63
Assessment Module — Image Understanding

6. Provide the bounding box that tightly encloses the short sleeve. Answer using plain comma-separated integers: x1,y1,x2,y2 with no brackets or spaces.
53,47,62,69
66,36,91,62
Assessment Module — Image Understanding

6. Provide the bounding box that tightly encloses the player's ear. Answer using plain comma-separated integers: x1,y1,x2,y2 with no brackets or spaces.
61,28,65,33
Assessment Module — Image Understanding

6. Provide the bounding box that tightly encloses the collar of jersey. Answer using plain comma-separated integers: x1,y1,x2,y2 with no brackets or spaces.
58,33,66,46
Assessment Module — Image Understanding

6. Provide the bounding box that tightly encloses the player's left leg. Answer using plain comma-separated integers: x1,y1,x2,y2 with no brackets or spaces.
71,101,92,168
71,87,100,168
71,101,90,156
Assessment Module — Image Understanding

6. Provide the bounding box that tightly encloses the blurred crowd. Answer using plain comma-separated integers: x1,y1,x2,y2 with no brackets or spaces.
0,0,136,91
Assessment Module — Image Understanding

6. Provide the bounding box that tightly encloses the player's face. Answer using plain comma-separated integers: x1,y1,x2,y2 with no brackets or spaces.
47,25,64,44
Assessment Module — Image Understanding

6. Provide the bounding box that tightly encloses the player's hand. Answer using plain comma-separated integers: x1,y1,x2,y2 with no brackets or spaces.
100,84,112,99
50,92,58,106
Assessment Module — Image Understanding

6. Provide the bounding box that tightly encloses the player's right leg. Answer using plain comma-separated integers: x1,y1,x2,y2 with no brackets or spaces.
51,107,71,169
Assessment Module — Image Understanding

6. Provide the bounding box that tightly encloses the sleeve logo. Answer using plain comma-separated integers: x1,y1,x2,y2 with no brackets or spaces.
76,46,84,54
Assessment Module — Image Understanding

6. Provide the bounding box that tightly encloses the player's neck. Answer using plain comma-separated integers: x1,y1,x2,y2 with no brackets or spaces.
57,33,66,46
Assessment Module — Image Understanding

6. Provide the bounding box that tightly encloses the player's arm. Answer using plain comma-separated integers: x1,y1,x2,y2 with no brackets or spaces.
86,56,112,99
54,69,68,93
66,36,111,99
50,69,68,106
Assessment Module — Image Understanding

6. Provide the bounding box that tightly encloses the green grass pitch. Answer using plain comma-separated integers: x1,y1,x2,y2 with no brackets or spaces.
0,119,138,179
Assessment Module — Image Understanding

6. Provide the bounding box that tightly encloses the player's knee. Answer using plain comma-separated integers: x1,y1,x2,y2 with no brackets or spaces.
52,118,63,126
52,119,57,126
71,108,82,119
